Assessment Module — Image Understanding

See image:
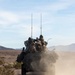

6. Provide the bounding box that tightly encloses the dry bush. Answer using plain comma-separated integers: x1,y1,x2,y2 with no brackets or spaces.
0,56,14,75
13,62,21,69
0,57,5,65
4,64,13,69
0,66,14,75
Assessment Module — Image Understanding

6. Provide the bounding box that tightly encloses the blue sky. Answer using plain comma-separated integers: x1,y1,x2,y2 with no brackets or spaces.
0,0,75,48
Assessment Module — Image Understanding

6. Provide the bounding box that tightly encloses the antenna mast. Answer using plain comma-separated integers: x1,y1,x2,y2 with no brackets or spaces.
40,14,42,35
31,14,33,38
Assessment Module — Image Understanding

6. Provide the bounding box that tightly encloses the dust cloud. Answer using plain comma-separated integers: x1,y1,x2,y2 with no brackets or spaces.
27,50,58,75
28,51,75,75
17,48,75,75
55,51,75,75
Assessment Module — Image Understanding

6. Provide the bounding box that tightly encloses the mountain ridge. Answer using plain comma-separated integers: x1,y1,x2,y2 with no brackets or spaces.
49,43,75,52
0,43,75,51
0,45,15,50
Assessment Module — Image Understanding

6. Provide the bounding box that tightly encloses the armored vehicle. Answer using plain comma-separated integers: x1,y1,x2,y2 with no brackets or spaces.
16,35,58,75
16,15,58,75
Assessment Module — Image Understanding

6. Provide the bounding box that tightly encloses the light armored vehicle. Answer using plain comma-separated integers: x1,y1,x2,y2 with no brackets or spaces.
16,35,58,75
17,15,58,75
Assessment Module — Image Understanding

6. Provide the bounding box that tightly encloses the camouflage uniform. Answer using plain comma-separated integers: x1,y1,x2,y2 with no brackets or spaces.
39,35,48,51
24,37,36,53
35,37,42,52
29,41,36,53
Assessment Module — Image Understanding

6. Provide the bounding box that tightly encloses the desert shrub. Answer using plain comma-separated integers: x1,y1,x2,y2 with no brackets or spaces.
0,57,5,59
0,57,5,65
4,69,14,75
0,60,5,65
0,67,3,74
4,64,13,69
13,62,21,69
0,66,14,75
0,56,14,75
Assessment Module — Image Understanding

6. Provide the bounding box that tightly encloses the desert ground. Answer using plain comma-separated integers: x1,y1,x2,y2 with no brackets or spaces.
0,50,75,75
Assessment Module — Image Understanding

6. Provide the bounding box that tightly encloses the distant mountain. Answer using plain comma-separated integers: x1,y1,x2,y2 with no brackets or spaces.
49,43,75,52
0,43,75,51
0,45,15,50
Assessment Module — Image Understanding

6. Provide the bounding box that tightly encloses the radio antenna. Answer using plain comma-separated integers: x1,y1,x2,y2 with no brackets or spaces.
40,14,42,35
31,14,33,38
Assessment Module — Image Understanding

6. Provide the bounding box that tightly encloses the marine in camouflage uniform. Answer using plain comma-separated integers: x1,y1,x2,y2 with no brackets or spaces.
39,35,47,46
38,35,48,51
24,37,37,53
